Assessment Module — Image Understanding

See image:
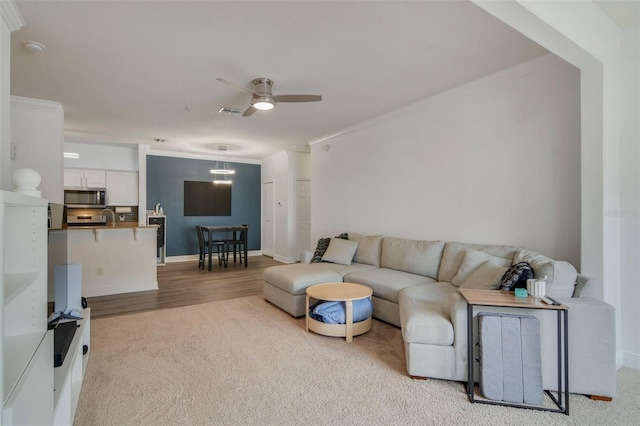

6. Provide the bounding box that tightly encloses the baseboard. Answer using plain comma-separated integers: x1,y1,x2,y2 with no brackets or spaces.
83,279,159,297
623,351,640,371
166,251,263,264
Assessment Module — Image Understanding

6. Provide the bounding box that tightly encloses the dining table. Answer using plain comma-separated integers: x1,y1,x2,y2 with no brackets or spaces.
201,225,249,268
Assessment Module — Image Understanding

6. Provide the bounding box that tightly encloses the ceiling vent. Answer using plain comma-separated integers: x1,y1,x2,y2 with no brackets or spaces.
218,107,243,116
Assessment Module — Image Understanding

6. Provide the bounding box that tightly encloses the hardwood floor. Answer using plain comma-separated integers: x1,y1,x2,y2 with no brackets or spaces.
85,255,282,319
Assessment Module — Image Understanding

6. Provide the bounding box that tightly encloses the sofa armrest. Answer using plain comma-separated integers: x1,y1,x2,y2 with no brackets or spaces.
555,296,617,397
300,250,314,264
449,292,472,380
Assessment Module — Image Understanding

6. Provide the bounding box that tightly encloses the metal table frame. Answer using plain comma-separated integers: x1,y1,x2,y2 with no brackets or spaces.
460,289,569,415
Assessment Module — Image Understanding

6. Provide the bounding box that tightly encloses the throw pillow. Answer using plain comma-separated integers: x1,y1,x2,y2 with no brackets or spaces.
321,238,359,265
459,261,509,290
451,249,512,287
310,233,348,263
500,261,534,291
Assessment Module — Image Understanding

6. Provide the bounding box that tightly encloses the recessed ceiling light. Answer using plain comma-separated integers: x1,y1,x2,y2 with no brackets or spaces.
63,152,80,159
22,40,45,53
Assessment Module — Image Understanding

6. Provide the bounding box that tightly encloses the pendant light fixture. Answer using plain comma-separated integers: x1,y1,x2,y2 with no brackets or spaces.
210,146,234,184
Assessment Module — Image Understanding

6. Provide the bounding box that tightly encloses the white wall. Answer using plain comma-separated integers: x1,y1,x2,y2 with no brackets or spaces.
261,150,310,263
620,24,640,370
11,96,64,204
0,2,23,191
311,54,580,266
475,0,633,371
63,142,138,171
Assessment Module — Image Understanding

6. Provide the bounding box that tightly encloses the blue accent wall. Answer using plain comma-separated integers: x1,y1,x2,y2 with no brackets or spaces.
147,155,261,256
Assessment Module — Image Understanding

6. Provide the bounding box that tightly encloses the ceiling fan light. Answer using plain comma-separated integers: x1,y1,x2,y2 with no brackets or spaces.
253,100,275,111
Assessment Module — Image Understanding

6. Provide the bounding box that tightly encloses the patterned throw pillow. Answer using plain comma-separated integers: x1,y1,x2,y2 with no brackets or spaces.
500,261,534,291
310,233,348,263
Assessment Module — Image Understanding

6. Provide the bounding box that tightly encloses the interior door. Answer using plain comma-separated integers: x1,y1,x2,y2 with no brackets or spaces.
262,182,274,257
296,180,311,260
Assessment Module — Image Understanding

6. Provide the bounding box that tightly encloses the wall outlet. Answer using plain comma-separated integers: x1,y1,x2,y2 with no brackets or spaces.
97,267,103,276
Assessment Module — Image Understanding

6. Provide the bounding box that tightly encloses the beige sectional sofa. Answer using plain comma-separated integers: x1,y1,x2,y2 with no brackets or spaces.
263,233,617,399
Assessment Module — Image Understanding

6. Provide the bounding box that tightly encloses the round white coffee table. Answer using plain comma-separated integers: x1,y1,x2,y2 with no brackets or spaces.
305,282,373,342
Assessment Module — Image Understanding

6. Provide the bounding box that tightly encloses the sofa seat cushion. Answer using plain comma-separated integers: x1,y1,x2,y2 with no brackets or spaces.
344,268,436,304
399,284,458,346
263,262,376,295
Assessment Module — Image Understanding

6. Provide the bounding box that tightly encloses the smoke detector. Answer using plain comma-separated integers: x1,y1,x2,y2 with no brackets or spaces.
22,40,45,53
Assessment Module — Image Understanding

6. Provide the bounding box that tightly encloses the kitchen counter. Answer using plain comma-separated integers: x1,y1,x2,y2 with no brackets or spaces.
64,223,157,230
47,224,158,298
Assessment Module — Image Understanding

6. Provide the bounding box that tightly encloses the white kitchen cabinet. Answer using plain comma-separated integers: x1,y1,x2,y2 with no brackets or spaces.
106,171,138,206
64,169,106,188
1,190,52,426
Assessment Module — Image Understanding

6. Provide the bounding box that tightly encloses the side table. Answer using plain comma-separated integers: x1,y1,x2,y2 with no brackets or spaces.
459,288,569,415
306,282,373,342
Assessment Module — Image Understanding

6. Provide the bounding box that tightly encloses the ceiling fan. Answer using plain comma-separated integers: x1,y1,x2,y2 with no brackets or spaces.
216,77,322,117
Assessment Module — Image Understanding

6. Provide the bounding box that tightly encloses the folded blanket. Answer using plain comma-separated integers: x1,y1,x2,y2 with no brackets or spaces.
309,298,373,324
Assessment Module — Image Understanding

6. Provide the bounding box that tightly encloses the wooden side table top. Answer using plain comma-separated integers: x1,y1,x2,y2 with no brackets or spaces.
458,288,568,311
306,282,372,301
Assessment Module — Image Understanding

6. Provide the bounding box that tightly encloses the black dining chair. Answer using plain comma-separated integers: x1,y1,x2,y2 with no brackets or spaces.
196,226,227,271
226,225,248,267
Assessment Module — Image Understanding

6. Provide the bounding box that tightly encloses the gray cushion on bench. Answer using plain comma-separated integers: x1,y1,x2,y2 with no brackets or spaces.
263,263,375,295
345,268,436,304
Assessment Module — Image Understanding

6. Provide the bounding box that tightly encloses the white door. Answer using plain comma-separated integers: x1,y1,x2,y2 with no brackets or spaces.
262,182,274,257
296,180,311,260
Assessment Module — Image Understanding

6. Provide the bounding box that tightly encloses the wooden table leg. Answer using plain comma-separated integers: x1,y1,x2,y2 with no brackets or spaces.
345,300,353,342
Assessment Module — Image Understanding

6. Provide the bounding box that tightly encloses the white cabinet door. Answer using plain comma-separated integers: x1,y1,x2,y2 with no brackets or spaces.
106,171,138,206
63,169,84,188
84,170,106,188
64,169,106,188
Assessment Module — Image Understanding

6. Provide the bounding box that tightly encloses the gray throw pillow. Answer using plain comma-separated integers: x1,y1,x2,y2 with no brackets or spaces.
311,233,348,263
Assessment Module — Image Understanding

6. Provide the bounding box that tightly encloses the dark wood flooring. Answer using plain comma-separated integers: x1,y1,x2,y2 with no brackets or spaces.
85,255,282,319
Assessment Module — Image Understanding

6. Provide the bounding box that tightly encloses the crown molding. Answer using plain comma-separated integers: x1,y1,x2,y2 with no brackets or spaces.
10,95,63,111
147,148,261,165
1,0,25,32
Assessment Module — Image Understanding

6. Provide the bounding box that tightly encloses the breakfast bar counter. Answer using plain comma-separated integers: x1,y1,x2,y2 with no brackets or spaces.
48,225,159,298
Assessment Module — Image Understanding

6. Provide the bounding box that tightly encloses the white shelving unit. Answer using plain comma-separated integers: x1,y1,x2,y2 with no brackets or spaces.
1,190,52,425
53,308,90,426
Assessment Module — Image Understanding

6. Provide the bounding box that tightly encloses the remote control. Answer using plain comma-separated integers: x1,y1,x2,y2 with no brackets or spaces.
541,296,556,305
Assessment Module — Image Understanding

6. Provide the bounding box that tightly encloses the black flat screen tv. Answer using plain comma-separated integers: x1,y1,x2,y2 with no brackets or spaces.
184,180,231,216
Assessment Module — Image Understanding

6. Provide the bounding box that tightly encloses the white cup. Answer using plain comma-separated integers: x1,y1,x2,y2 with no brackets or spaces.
527,278,546,298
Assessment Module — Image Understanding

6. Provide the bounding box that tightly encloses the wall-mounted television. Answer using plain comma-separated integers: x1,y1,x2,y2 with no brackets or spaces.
183,180,231,216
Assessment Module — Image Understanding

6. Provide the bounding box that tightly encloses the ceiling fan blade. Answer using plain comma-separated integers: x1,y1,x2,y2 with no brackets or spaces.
274,94,322,103
216,78,258,96
242,106,257,117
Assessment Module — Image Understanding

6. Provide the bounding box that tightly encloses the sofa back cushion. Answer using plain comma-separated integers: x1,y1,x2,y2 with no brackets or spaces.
380,237,445,279
513,249,577,298
438,242,518,283
349,233,384,267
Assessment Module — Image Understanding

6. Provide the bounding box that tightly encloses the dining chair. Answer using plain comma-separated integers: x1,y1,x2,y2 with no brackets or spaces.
226,225,248,266
196,225,208,270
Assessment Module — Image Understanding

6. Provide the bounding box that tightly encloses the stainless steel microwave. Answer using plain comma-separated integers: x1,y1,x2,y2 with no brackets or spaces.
64,188,107,208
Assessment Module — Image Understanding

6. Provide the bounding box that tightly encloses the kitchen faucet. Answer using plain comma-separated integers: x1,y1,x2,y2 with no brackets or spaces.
100,208,116,226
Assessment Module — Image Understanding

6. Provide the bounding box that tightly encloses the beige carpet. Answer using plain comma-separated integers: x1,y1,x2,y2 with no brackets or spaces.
74,296,640,426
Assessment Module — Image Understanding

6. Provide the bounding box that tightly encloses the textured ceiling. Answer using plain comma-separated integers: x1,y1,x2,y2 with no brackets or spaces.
11,1,550,160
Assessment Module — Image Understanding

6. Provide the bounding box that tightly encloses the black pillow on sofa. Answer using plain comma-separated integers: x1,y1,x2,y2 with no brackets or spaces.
310,233,348,263
500,261,534,291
